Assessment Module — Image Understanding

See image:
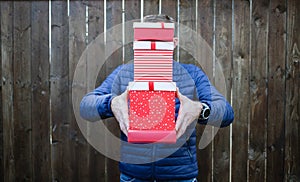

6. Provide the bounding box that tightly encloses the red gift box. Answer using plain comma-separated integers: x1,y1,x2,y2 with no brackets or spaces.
133,22,174,41
128,81,177,143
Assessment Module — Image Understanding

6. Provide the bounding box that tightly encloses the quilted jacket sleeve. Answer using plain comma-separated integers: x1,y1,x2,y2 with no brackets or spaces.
191,65,234,127
79,66,122,121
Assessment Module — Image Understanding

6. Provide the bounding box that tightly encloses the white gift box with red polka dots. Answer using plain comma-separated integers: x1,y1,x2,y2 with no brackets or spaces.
128,81,177,143
133,22,174,41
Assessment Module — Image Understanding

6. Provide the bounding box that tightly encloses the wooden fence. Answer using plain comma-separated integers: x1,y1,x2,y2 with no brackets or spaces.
0,0,299,181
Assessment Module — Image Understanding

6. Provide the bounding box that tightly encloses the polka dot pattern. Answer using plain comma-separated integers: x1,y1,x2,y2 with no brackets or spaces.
129,90,175,130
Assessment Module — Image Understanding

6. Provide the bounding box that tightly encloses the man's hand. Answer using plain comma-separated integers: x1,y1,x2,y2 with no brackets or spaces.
111,90,129,136
176,89,203,139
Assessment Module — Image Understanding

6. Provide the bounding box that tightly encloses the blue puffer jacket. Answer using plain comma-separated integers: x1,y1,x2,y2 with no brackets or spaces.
80,61,234,180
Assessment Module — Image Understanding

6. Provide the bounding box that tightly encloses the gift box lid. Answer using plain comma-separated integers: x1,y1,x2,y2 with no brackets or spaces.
133,22,174,41
133,22,174,29
133,41,174,50
128,81,176,91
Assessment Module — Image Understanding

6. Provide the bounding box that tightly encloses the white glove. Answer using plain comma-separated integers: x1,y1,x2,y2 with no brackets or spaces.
111,90,129,136
176,89,203,139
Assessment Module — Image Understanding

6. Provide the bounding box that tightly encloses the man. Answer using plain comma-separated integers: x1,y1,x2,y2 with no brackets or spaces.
80,14,234,182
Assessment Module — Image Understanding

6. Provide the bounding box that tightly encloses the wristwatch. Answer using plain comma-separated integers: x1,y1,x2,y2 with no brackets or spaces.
199,102,210,120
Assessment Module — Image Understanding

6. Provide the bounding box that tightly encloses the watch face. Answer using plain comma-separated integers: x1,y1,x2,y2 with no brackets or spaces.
200,103,210,120
203,108,210,118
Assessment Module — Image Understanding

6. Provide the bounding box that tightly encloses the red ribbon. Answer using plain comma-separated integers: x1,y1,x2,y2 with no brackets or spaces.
151,41,156,50
149,82,154,91
161,22,165,28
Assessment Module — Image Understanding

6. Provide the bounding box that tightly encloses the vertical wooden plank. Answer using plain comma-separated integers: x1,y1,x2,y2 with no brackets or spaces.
179,0,196,64
106,1,122,180
197,0,213,52
124,0,140,63
106,0,122,73
214,0,233,115
267,0,286,181
249,0,269,181
51,1,71,181
285,0,300,181
125,0,140,21
31,1,50,181
13,2,33,181
87,1,106,181
0,2,14,181
231,0,250,181
0,2,3,181
213,0,232,181
144,0,159,16
69,1,89,181
161,0,178,61
161,0,177,21
88,0,104,43
197,0,214,79
197,0,214,181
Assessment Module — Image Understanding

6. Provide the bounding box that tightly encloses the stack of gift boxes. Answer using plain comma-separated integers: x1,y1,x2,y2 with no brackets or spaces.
127,22,177,143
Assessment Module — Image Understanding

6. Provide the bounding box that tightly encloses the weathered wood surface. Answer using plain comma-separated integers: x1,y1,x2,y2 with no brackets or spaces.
0,3,2,180
249,0,269,181
196,0,214,181
267,0,286,181
285,0,300,181
124,0,141,63
87,1,106,181
0,1,299,181
213,0,232,181
13,2,32,181
69,1,89,181
31,1,51,181
144,0,159,16
1,2,14,181
231,0,251,181
51,1,72,181
105,1,123,181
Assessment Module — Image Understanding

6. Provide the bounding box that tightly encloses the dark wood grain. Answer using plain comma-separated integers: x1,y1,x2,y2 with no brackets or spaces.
197,0,214,79
13,2,33,181
197,1,215,181
0,1,299,181
213,0,232,181
0,2,3,181
124,0,141,63
161,0,177,60
31,2,51,181
231,0,251,181
106,0,123,181
144,0,159,16
88,1,104,43
179,0,196,64
267,0,286,181
249,0,269,181
197,0,214,181
161,0,177,21
51,1,72,181
0,88,1,178
285,0,300,181
1,2,14,181
87,1,106,181
69,1,89,181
